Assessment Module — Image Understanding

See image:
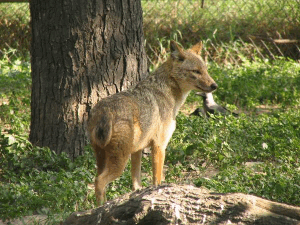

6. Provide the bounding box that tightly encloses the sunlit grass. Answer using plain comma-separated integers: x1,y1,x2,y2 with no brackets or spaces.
1,52,299,222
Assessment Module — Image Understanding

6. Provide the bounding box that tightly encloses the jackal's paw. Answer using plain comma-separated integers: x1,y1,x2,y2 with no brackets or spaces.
132,184,143,191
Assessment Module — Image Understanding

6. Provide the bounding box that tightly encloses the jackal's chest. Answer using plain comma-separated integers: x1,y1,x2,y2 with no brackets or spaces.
163,119,176,145
132,119,176,152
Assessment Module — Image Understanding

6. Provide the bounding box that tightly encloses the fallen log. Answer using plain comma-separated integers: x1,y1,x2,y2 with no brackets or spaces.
63,184,300,225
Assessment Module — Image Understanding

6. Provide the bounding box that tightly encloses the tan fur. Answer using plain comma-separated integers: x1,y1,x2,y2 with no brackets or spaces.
87,41,217,205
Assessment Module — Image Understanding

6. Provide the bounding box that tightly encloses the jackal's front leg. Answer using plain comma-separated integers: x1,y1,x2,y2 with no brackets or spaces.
151,144,165,186
131,150,143,190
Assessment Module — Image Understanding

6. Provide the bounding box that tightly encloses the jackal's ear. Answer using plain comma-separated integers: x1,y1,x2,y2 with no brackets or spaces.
170,40,185,61
190,41,203,55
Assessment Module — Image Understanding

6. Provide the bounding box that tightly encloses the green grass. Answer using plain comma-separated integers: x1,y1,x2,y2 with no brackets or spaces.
210,58,300,108
169,111,300,205
1,50,300,223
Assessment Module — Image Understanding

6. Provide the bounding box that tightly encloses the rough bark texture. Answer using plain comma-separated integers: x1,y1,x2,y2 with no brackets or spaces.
63,184,300,225
29,0,147,159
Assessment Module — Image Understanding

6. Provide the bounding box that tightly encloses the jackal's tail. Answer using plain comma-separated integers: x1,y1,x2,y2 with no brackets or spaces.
91,113,113,148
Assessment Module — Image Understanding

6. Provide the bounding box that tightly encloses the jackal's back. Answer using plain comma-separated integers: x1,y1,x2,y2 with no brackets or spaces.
88,72,176,151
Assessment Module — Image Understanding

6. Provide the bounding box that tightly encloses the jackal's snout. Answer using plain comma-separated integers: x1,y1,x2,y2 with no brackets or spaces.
210,82,218,91
197,73,217,93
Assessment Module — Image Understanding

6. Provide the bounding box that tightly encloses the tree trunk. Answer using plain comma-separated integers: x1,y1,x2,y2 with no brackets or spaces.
62,184,300,225
29,0,147,159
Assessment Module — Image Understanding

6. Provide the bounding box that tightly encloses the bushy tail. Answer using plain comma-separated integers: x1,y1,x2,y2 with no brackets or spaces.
91,113,113,148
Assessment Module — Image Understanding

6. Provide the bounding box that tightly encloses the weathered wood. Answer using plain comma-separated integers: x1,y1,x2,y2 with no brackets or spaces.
63,184,300,225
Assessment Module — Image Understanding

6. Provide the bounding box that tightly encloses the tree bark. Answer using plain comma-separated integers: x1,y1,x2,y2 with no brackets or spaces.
29,0,147,159
62,184,300,225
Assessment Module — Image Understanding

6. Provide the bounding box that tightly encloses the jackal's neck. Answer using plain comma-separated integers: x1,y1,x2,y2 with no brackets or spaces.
152,60,191,116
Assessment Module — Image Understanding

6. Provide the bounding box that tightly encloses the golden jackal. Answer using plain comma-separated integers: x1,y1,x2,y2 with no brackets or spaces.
87,41,217,205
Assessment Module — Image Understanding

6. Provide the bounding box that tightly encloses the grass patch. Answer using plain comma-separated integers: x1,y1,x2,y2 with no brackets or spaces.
210,58,300,108
0,137,96,221
1,51,300,222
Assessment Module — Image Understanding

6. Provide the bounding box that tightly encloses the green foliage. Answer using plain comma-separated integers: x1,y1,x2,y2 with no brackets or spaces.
195,164,300,205
210,58,300,108
0,130,97,221
0,3,30,58
1,48,300,222
0,53,31,135
168,110,300,169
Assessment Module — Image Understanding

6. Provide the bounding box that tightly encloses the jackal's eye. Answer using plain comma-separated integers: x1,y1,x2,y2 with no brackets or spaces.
178,56,185,62
192,70,201,75
189,74,197,80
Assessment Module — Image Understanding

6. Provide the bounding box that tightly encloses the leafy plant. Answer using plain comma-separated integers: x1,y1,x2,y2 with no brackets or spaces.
209,58,300,108
0,132,96,221
195,163,300,205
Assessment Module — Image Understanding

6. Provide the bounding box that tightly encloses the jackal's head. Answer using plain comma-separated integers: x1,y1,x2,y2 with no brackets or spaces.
169,41,217,93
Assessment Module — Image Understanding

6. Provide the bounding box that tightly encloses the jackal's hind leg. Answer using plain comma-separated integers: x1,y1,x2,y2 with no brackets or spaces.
95,172,107,205
94,146,129,205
